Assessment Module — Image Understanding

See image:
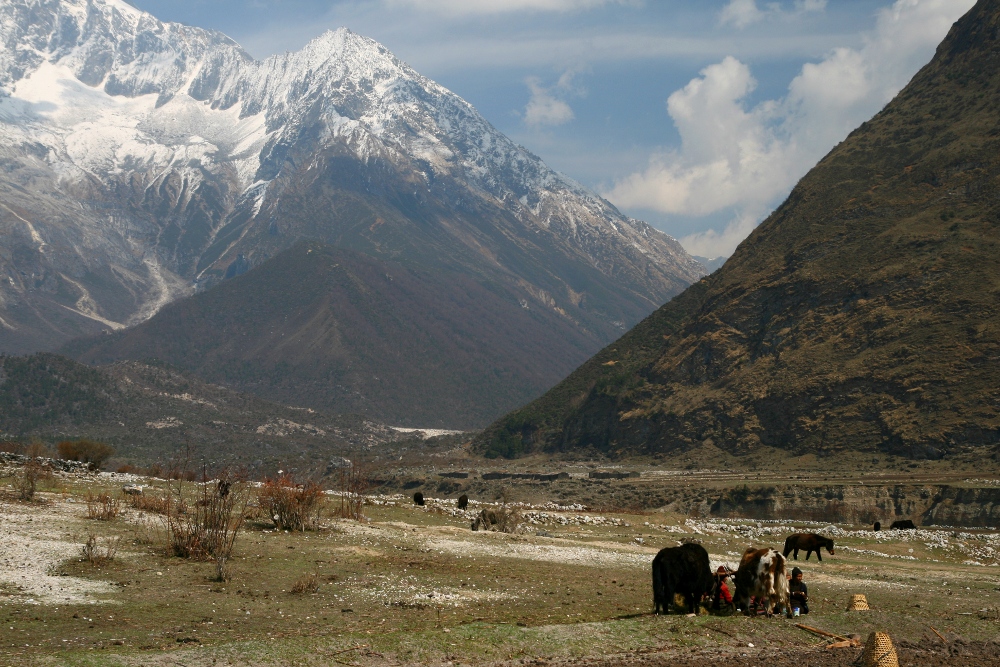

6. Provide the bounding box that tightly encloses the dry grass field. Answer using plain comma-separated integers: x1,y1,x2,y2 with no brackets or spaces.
1,464,999,667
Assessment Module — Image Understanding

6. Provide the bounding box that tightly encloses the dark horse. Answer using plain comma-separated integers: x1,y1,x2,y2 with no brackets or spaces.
782,533,835,561
652,543,715,614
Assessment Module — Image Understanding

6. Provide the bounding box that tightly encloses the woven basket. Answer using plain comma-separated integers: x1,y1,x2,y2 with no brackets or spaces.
861,632,899,667
847,593,871,611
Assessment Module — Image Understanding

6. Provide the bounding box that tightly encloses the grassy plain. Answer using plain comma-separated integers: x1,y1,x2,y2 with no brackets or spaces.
1,466,998,667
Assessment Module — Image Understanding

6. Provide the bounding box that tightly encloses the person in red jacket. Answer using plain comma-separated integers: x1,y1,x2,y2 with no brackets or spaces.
712,566,733,611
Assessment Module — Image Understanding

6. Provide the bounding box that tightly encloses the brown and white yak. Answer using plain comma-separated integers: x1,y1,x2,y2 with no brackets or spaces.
734,547,790,617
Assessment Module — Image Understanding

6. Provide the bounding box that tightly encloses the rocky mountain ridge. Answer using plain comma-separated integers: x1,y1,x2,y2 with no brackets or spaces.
0,0,703,353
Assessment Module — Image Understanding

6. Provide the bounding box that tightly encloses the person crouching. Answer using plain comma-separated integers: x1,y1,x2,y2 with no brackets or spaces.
789,567,809,615
712,566,733,611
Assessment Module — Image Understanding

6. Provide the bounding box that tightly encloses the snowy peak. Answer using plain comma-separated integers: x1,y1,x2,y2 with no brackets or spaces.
0,0,703,359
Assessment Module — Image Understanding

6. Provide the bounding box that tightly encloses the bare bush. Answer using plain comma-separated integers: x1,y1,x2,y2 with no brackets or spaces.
81,535,120,565
290,572,320,595
164,470,250,581
0,440,24,454
85,491,122,520
472,505,521,533
12,460,49,501
334,464,368,521
57,439,115,469
258,474,324,531
128,491,174,515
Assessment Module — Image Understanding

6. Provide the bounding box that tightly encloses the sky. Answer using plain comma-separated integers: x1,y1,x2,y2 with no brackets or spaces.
127,0,976,259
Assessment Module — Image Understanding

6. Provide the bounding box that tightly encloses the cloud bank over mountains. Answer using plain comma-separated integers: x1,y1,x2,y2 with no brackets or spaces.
604,0,975,258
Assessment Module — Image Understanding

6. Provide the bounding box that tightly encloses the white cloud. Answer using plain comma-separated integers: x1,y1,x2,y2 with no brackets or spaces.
606,0,975,258
384,0,633,15
523,71,579,128
720,0,827,29
719,0,766,29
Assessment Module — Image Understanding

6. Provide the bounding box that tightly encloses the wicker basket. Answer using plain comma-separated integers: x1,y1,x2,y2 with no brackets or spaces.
861,631,899,667
847,593,871,611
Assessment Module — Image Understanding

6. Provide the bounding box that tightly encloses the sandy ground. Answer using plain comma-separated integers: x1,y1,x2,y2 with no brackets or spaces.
0,495,117,606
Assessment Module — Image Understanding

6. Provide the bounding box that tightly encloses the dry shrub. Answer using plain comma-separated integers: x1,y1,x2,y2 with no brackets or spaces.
85,491,122,520
472,505,521,533
258,474,324,531
127,490,175,515
81,535,120,565
164,471,250,581
57,439,115,469
25,441,51,458
495,505,521,533
0,440,24,454
12,460,50,501
334,464,368,521
290,572,320,595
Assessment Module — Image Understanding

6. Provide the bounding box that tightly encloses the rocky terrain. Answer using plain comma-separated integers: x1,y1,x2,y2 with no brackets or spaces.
477,0,1000,461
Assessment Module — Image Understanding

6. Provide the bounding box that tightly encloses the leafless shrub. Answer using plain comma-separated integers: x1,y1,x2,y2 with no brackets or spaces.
290,572,320,595
128,491,175,515
12,460,49,501
258,474,324,531
81,535,120,565
57,439,115,470
85,491,122,520
334,464,368,521
164,469,250,579
25,441,51,458
0,440,24,454
471,505,521,533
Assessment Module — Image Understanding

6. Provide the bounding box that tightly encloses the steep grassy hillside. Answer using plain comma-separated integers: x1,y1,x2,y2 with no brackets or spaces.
65,242,602,428
476,1,1000,460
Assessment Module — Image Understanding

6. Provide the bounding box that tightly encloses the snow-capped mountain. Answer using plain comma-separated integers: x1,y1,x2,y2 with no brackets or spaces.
0,0,704,353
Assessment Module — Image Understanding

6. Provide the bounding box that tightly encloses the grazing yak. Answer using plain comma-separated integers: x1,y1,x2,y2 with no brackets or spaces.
457,494,469,510
651,543,714,614
413,492,425,506
734,547,790,617
782,533,835,561
890,519,916,530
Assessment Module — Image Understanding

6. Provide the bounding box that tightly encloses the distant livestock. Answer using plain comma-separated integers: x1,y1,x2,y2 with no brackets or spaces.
734,548,790,617
413,492,424,506
873,521,881,532
890,519,916,530
457,494,469,510
782,533,835,561
651,543,714,615
122,485,143,496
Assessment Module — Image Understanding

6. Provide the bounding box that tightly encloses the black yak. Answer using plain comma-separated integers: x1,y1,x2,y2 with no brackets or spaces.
651,543,714,614
413,492,424,506
457,494,469,510
782,533,835,561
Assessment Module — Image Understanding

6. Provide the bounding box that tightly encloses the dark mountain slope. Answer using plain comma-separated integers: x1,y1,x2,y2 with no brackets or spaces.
0,353,401,468
475,0,1000,460
64,242,601,428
